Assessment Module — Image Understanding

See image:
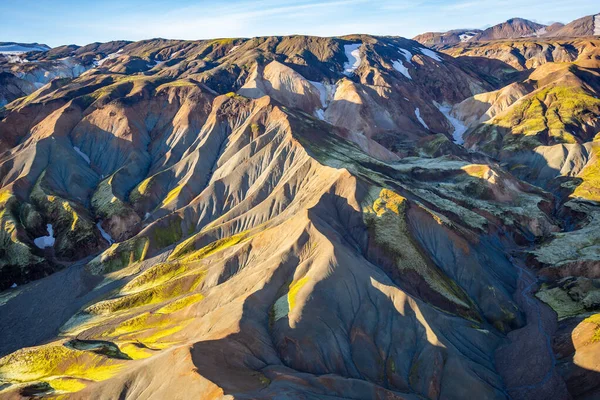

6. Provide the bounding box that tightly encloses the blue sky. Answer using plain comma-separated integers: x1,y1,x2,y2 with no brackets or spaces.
0,0,597,47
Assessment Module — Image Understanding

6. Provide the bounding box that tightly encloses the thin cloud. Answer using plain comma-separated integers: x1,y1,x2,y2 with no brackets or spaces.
442,1,480,11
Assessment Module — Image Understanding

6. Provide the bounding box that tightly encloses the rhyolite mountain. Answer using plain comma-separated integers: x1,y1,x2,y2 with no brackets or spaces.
0,15,599,400
414,17,548,50
414,13,600,50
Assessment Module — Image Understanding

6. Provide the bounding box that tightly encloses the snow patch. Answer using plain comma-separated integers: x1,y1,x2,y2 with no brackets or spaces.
34,224,55,249
415,108,429,130
73,146,90,164
228,45,240,53
595,14,600,36
392,60,411,79
97,221,114,244
419,48,443,62
0,44,48,54
4,55,29,64
309,81,336,107
459,32,477,42
11,283,17,288
343,43,362,76
309,80,337,121
398,48,412,64
436,103,467,145
97,49,123,66
309,81,328,108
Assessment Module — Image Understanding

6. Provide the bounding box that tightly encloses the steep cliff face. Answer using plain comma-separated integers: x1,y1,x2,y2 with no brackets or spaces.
0,29,599,400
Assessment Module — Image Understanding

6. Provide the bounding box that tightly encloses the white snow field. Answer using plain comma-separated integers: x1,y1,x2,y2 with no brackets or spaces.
343,43,362,75
459,32,477,42
0,44,48,54
398,48,413,63
392,60,411,79
309,80,337,121
415,108,429,130
73,146,91,164
97,221,114,244
309,80,328,108
34,224,55,249
97,49,123,66
436,103,467,145
419,48,443,62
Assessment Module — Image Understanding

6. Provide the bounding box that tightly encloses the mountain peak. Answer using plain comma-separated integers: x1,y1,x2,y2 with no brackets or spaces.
473,17,546,41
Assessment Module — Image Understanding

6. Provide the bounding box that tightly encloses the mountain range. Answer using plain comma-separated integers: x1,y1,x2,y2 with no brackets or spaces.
413,13,600,49
0,11,599,400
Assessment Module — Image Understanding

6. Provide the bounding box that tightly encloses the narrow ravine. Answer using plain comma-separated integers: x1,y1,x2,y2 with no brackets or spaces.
495,254,570,399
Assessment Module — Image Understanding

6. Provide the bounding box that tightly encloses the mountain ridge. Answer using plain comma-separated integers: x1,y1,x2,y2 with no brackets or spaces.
1,13,600,400
414,13,599,50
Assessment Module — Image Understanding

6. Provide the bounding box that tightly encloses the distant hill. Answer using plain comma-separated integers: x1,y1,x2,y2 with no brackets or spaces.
545,13,600,37
0,42,50,54
412,29,482,49
414,14,600,50
472,17,546,41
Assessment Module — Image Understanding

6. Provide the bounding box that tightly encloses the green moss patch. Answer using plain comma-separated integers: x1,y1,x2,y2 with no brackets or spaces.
91,175,134,220
150,216,183,249
363,187,473,310
87,236,149,275
169,229,250,261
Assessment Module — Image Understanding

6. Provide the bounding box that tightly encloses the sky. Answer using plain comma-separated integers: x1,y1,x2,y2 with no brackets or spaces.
0,0,597,47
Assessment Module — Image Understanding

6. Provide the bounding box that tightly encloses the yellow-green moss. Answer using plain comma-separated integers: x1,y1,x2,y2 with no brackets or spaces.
106,313,154,337
0,206,42,268
584,314,600,343
122,262,186,293
0,190,13,205
86,270,205,315
471,81,600,154
87,236,149,275
572,145,600,202
496,84,600,149
369,188,406,216
46,377,88,393
91,175,133,219
130,175,157,204
138,325,186,347
363,188,472,310
157,80,197,90
88,75,157,100
0,342,124,384
161,186,183,207
169,230,249,261
118,342,154,360
211,38,235,45
288,276,309,312
151,217,183,248
535,284,585,320
156,293,204,314
86,279,181,315
30,172,98,254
